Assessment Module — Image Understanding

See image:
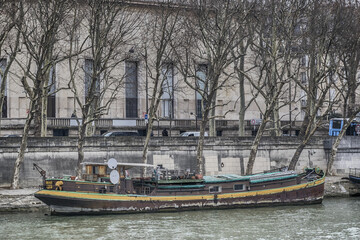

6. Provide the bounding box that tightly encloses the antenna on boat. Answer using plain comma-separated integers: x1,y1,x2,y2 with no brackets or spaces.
107,158,118,170
107,158,120,184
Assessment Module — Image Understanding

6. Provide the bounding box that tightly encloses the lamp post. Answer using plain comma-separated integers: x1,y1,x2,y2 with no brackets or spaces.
190,112,197,131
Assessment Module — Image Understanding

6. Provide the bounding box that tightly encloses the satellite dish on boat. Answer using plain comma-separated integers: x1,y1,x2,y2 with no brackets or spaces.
107,158,118,170
110,170,120,184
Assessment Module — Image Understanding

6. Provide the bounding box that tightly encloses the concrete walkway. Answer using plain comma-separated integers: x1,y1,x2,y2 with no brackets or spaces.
0,188,47,212
324,176,351,197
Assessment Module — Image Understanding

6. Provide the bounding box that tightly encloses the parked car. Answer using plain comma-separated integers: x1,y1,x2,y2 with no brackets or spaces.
3,134,21,137
180,131,208,137
102,131,139,137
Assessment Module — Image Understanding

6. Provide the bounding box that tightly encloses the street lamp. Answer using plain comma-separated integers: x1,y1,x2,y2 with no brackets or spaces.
190,112,197,131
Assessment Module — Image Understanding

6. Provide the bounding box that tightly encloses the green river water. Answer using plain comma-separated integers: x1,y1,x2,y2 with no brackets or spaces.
1,198,359,240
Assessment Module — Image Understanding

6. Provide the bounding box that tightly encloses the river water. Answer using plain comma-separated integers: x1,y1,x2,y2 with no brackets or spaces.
1,198,360,240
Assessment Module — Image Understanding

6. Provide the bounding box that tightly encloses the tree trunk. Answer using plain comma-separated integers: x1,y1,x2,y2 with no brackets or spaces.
33,86,42,137
141,117,155,177
76,123,87,179
288,116,316,170
272,102,281,136
288,141,307,170
11,103,34,189
347,53,360,116
327,117,356,175
0,92,4,136
246,77,285,174
196,119,207,174
238,53,246,137
246,118,267,175
327,137,341,176
209,97,216,137
40,89,48,137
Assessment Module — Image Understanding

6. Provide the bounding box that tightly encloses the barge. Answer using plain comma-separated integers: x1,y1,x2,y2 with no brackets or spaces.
349,168,360,196
34,160,325,215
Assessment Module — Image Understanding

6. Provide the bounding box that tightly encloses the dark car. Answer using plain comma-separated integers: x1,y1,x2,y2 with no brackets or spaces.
3,134,21,137
102,131,139,137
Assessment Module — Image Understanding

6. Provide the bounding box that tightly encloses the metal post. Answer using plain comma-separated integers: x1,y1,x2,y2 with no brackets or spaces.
196,116,198,131
289,80,292,136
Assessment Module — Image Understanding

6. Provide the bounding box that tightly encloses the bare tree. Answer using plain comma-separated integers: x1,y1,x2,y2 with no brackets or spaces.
231,2,256,137
0,1,23,134
244,0,306,174
288,0,340,170
140,1,180,177
326,0,360,175
175,0,251,174
68,0,140,178
11,0,79,189
18,0,73,137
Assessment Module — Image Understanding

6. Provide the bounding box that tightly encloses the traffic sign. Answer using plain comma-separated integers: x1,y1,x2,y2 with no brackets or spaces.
251,119,262,126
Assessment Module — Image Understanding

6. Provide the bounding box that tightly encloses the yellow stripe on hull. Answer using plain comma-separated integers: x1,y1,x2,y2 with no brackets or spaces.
36,176,325,202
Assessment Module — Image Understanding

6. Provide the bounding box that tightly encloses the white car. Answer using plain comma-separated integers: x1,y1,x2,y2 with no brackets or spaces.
102,131,139,137
180,132,208,137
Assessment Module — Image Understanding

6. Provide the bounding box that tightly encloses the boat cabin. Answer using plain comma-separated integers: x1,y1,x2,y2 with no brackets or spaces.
42,160,313,199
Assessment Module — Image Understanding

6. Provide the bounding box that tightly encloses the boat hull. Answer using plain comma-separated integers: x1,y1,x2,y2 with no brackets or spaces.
349,175,360,196
35,177,325,215
349,175,360,184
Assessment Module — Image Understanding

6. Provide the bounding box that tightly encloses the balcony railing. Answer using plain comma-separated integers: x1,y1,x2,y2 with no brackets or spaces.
1,117,304,130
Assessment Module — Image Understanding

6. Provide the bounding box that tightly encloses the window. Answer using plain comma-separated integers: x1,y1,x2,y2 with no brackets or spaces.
92,166,99,175
161,63,174,118
209,186,221,193
84,59,93,98
47,65,56,117
125,61,138,118
0,58,7,118
53,129,69,136
300,72,307,84
332,120,342,129
144,187,151,195
329,88,336,102
84,59,100,113
234,184,245,191
300,55,308,67
84,59,100,98
195,64,207,119
300,90,307,108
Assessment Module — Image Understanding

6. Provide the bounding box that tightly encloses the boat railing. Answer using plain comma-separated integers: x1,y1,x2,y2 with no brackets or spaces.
349,168,360,178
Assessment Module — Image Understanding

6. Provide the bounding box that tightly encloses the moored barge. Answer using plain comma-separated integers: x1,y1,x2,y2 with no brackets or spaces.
34,160,325,215
349,168,360,196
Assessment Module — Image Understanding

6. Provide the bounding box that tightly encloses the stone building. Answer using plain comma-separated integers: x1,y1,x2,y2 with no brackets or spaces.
0,0,352,137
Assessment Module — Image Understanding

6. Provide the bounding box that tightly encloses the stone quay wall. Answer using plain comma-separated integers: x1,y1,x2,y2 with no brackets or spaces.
1,136,360,188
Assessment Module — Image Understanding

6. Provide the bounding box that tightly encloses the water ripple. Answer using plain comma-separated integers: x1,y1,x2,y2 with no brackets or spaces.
1,198,359,240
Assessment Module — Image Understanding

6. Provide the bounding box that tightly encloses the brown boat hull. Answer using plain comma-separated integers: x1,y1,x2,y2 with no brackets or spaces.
35,178,325,215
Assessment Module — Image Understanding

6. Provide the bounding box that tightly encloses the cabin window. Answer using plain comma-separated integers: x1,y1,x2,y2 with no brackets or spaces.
209,186,221,193
234,184,245,191
144,187,151,195
92,166,99,175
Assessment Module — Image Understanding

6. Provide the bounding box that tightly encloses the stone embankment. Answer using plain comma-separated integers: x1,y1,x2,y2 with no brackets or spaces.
324,176,351,197
0,176,357,213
